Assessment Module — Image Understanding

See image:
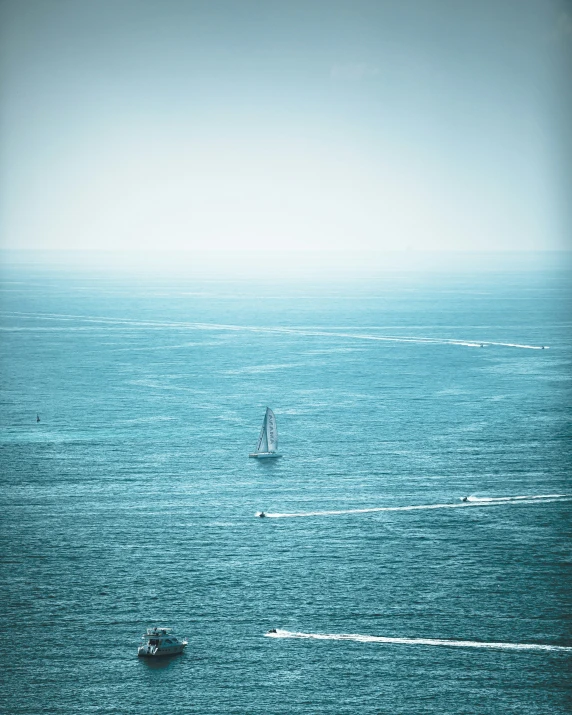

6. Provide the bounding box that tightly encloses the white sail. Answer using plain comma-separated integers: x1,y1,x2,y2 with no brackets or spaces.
250,407,281,458
256,411,269,453
265,408,278,452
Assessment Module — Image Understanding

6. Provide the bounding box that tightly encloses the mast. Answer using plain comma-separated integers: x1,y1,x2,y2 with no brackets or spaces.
256,410,269,453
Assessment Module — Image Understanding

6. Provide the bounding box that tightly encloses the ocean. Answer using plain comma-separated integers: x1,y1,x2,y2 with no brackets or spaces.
1,253,571,714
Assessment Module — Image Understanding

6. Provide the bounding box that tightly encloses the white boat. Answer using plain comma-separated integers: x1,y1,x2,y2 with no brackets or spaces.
137,627,187,657
249,407,282,459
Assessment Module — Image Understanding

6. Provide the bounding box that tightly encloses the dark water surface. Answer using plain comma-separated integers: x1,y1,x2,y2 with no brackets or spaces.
1,261,571,714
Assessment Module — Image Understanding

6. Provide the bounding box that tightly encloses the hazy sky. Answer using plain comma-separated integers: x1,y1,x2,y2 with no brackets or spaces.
1,0,570,252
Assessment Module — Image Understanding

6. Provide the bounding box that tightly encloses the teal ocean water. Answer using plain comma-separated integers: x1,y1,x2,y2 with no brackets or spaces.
1,257,571,714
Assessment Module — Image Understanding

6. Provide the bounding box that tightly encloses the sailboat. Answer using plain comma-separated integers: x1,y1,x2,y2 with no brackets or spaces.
249,407,282,459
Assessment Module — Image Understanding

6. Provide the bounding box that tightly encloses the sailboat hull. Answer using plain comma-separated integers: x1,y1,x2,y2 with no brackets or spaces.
249,452,282,459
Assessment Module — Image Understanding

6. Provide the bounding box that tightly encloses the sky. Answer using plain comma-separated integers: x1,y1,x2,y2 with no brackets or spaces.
1,0,571,253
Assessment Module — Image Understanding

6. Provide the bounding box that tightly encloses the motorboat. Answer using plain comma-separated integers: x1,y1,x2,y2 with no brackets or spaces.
138,627,187,657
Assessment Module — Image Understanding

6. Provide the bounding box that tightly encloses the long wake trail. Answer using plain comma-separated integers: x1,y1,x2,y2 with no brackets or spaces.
1,312,548,349
265,630,572,653
258,494,570,518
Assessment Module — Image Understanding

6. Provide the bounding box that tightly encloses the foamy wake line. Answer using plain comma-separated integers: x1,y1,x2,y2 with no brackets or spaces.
261,495,569,518
265,630,572,653
466,494,562,503
2,313,547,349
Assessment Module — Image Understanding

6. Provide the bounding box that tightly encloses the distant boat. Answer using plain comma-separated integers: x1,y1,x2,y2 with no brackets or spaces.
36,414,40,423
249,407,282,459
138,627,187,657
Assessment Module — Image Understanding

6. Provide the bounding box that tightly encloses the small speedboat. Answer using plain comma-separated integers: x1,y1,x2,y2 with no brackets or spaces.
258,512,266,518
138,627,187,657
461,497,469,502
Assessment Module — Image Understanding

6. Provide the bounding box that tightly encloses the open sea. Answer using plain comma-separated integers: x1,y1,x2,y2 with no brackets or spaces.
1,254,571,714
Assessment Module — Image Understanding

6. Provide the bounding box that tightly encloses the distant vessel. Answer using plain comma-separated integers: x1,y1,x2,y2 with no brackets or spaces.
36,414,40,422
249,407,282,459
138,627,187,657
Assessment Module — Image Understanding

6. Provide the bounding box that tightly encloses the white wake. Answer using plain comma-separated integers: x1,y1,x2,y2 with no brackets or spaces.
265,629,572,653
258,494,569,518
2,312,548,350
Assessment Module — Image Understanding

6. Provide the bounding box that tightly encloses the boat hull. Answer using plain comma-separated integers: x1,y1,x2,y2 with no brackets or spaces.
249,452,282,459
138,644,186,657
